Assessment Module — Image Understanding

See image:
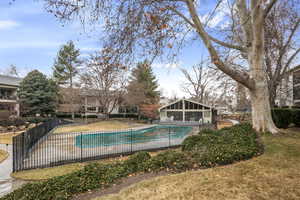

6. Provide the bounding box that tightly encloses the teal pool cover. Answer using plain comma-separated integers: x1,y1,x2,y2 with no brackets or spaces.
75,126,192,148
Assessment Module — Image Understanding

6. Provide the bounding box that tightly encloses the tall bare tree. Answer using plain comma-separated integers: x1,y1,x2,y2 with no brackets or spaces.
83,48,127,118
44,0,292,133
180,60,215,104
263,0,300,106
1,64,19,77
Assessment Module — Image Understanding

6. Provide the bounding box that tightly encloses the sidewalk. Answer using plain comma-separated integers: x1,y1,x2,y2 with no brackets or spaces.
0,144,14,197
0,144,28,197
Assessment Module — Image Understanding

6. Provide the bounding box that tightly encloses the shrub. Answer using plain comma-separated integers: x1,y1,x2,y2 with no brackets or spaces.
0,118,26,127
108,114,138,119
271,108,293,128
123,151,151,173
55,113,82,118
182,134,219,152
292,109,300,127
183,123,262,167
1,161,130,200
199,128,216,135
143,150,190,172
23,117,50,124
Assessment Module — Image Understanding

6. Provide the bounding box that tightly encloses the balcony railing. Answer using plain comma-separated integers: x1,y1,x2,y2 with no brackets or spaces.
0,95,17,100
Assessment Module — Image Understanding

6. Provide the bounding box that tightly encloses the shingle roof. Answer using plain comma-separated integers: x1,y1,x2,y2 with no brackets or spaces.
0,75,22,87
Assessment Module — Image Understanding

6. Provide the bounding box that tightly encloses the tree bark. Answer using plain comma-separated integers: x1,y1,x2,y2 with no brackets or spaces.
268,83,278,107
250,84,278,133
249,3,278,134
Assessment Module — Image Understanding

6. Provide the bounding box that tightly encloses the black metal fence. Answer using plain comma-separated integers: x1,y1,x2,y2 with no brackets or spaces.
12,124,194,172
12,119,72,172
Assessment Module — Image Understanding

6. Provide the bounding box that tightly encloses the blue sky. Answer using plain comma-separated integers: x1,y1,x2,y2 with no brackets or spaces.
0,0,218,97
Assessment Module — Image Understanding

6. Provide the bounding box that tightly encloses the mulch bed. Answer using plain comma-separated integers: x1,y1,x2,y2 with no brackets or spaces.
72,171,170,200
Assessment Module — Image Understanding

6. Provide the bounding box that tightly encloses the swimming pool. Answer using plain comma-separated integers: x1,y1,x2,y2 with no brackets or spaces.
75,126,192,148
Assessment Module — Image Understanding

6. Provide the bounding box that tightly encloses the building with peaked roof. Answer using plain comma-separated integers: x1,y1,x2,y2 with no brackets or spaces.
58,87,138,116
159,99,214,123
0,75,22,117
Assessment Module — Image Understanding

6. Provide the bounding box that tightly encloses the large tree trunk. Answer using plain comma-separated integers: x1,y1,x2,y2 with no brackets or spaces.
185,0,279,134
250,55,278,133
250,85,278,133
249,7,278,134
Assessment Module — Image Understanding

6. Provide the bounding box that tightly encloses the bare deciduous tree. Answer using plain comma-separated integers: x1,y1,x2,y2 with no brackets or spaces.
82,48,127,117
44,0,293,133
180,60,215,104
1,64,19,77
263,0,300,106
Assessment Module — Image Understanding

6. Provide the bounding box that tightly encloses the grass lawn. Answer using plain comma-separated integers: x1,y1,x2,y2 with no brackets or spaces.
11,163,86,180
53,120,146,134
0,149,8,163
93,129,300,200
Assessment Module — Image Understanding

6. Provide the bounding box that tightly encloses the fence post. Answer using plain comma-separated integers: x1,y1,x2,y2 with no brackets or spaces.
12,136,16,172
168,127,171,147
20,132,25,171
130,129,133,153
80,132,83,162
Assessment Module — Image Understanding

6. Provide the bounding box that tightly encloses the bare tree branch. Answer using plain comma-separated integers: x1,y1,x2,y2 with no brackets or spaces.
264,0,279,18
185,0,255,90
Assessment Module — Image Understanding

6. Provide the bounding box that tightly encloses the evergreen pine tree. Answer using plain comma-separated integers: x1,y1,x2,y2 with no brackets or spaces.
127,60,160,119
18,70,58,116
128,60,160,104
53,41,81,119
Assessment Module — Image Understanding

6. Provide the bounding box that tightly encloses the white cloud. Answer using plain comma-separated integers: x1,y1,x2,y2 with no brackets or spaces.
0,20,20,30
200,0,231,28
80,47,100,52
153,62,181,69
201,12,225,28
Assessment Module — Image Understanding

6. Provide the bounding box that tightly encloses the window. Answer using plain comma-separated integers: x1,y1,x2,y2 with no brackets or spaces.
185,111,202,121
87,107,96,112
118,106,138,113
294,85,300,100
293,71,300,85
203,111,210,118
167,111,183,121
98,107,104,113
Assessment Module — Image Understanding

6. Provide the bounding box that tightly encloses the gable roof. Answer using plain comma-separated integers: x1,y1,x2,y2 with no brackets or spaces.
159,98,212,111
0,75,22,87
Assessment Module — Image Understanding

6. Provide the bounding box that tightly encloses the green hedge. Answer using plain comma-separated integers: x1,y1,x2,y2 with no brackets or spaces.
182,123,262,167
292,109,300,127
0,117,51,127
108,114,138,119
1,124,262,200
55,113,83,118
272,108,300,128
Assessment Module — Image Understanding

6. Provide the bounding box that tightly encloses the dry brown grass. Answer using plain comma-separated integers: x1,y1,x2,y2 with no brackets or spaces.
0,149,8,163
94,131,300,200
53,120,145,134
11,163,85,180
0,132,21,144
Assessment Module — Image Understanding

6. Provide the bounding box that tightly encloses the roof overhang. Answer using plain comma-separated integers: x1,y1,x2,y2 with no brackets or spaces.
159,98,213,111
